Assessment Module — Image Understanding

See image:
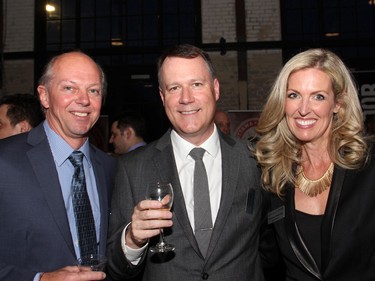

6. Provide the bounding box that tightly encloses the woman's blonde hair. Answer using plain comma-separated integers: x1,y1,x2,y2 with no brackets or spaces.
254,48,368,196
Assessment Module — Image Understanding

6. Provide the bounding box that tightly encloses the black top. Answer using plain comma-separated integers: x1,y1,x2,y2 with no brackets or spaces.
295,210,323,270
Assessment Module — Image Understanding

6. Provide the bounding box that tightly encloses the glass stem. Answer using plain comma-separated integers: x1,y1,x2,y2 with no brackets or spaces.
159,228,166,246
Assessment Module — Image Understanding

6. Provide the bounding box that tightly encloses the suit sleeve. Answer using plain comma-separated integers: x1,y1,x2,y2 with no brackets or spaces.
0,261,39,281
106,157,146,280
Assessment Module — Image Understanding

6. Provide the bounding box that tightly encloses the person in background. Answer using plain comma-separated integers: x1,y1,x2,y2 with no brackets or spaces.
0,93,44,139
214,109,230,135
109,112,147,155
106,44,265,281
254,48,375,280
0,51,115,281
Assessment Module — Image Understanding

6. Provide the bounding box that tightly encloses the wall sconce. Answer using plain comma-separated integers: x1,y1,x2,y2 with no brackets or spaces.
46,4,56,12
111,38,124,46
46,3,59,19
325,32,340,37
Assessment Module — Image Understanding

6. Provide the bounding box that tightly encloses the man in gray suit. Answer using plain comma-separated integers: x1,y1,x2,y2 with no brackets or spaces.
107,44,264,281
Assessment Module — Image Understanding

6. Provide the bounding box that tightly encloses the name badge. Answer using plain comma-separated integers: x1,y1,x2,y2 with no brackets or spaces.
267,206,285,224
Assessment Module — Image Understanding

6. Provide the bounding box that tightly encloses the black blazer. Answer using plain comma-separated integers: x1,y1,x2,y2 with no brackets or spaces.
0,123,115,280
263,150,375,281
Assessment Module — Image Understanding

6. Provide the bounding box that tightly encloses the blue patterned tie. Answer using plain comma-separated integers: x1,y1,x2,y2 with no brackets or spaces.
190,147,213,258
69,151,98,258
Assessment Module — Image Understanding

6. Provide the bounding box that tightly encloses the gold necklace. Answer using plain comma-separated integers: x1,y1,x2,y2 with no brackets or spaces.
296,162,334,197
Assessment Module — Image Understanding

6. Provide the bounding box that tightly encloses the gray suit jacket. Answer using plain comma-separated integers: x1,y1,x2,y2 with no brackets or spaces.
0,123,115,280
107,130,264,281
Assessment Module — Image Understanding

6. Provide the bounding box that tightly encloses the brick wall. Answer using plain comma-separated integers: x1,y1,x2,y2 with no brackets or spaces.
4,0,34,52
2,59,34,95
247,0,281,41
201,0,237,43
1,0,34,96
202,0,282,111
247,49,282,109
1,0,282,109
211,51,239,110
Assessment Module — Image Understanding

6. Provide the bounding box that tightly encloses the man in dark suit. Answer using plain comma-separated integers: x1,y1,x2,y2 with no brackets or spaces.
107,44,264,281
0,51,115,281
109,112,147,155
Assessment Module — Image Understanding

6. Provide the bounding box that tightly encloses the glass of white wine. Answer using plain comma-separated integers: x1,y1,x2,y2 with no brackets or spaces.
146,182,175,253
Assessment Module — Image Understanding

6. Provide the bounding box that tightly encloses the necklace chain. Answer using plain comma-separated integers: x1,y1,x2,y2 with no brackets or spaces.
296,162,334,197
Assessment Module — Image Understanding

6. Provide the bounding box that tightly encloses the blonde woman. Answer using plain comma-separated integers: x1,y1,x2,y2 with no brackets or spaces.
255,49,375,281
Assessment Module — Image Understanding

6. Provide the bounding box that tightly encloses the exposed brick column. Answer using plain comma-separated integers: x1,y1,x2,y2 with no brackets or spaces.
235,0,248,109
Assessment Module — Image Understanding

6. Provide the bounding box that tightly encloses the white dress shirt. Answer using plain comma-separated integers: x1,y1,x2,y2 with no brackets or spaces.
170,126,222,229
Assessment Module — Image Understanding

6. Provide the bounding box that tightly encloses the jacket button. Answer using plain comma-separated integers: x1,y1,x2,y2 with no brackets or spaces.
202,273,209,280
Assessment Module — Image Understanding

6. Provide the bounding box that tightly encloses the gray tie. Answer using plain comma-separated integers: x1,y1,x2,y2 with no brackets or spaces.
190,147,213,258
69,151,98,258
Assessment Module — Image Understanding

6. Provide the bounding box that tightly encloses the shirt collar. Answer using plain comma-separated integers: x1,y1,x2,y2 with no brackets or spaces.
170,125,220,160
128,141,147,152
43,120,92,167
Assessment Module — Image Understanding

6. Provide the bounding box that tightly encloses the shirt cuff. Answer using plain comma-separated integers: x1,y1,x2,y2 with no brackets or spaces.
121,223,148,265
34,272,44,281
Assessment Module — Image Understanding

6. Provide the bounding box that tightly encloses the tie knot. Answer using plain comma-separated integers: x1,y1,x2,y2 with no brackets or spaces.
68,151,84,168
190,147,205,161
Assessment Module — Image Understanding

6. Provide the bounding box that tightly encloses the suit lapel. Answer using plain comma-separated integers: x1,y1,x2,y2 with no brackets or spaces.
90,147,110,255
26,126,76,258
152,132,201,255
284,186,322,280
321,166,345,272
205,136,239,259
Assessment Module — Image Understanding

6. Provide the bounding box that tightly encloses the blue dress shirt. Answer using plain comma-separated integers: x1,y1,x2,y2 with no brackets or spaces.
43,121,101,259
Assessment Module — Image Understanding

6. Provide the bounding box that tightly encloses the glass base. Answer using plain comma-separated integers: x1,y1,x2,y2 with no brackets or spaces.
149,242,175,253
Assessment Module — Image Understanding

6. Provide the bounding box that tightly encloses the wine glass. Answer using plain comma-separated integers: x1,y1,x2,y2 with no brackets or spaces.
146,182,175,253
77,254,107,272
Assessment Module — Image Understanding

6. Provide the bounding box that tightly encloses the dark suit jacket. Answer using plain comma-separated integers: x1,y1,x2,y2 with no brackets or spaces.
264,149,375,281
0,123,115,280
107,130,265,281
